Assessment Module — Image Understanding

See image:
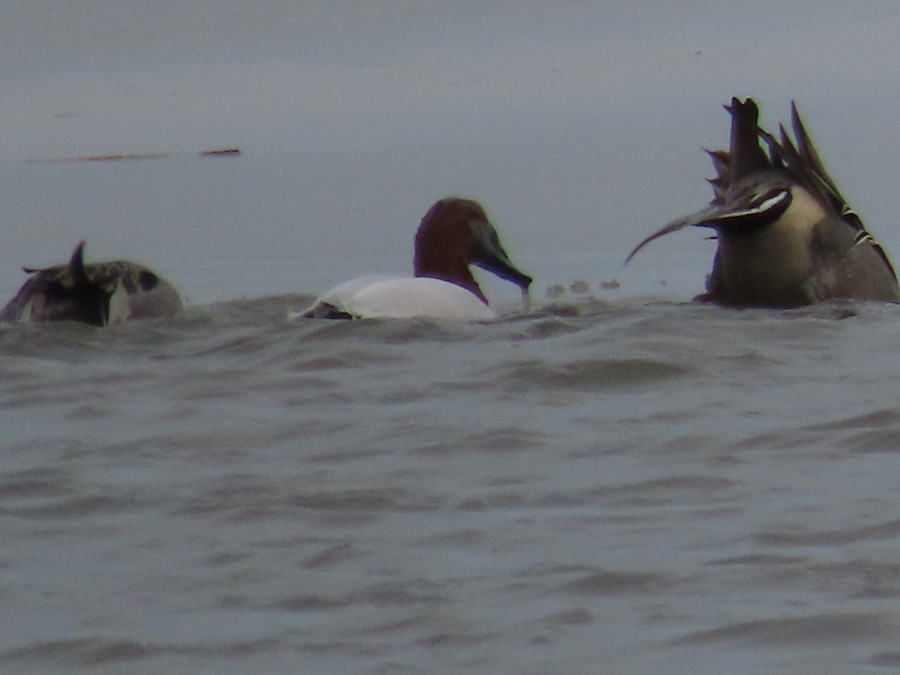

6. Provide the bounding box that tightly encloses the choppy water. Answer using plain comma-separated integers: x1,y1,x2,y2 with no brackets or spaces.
3,295,900,674
6,1,900,672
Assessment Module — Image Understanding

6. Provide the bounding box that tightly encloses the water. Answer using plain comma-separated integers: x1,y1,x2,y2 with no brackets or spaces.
5,1,900,673
3,296,900,674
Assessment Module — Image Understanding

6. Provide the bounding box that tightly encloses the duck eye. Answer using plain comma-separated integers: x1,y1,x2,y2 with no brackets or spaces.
138,270,159,292
468,220,494,252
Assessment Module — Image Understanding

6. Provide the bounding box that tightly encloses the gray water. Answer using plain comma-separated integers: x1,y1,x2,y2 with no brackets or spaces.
3,296,900,674
5,1,900,673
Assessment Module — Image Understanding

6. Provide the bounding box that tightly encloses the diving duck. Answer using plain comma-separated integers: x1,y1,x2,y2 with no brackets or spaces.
303,197,532,320
1,241,182,325
627,97,899,307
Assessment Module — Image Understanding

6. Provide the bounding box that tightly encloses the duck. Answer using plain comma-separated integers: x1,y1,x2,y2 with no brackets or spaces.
626,97,899,308
0,241,183,325
302,197,533,320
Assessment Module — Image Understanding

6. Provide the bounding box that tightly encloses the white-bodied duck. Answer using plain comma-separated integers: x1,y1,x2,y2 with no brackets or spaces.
627,97,899,307
1,241,182,325
303,198,532,320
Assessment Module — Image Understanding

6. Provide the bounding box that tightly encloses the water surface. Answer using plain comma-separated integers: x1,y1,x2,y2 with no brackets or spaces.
4,2,900,673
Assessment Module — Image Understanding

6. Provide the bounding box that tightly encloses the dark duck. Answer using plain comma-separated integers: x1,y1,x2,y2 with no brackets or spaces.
1,241,182,325
627,97,899,308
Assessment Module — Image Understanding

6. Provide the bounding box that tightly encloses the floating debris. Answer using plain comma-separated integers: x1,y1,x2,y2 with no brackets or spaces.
28,147,240,163
199,148,241,157
569,279,589,294
545,284,565,299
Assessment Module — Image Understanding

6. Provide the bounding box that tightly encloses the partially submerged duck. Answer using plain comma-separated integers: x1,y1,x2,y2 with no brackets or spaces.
627,97,899,308
303,198,532,320
1,241,182,325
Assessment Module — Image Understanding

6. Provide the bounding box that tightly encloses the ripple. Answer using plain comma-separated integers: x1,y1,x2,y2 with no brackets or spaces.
0,635,282,668
539,607,594,627
492,356,693,392
561,568,675,595
0,468,74,500
1,638,153,668
753,519,900,547
674,613,897,647
867,652,900,667
5,493,138,519
291,488,442,513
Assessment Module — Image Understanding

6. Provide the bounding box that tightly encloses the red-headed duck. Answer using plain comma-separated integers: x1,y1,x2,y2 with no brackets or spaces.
1,241,183,325
303,198,532,320
627,97,899,307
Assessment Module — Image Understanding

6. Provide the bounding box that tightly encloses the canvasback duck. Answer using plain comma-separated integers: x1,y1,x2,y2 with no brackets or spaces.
0,241,183,325
627,97,899,308
303,198,532,320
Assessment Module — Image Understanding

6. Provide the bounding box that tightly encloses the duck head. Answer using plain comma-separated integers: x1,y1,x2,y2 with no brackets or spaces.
414,198,532,304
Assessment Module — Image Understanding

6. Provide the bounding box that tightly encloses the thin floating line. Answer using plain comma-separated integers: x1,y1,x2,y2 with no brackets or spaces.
24,147,241,163
199,147,241,157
